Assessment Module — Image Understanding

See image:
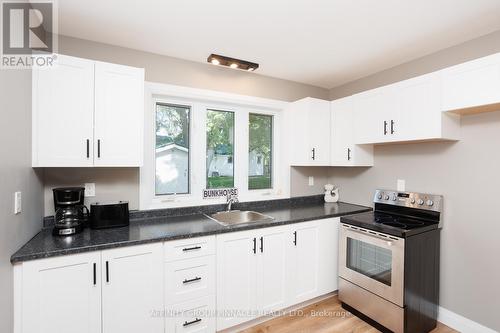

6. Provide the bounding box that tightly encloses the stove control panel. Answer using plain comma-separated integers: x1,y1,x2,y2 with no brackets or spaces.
373,189,442,212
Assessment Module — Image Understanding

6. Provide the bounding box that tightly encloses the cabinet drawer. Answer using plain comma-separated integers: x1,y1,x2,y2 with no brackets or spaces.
164,236,216,262
165,296,216,333
165,256,215,305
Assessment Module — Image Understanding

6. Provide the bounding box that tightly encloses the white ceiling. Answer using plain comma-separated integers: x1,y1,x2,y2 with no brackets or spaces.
58,0,500,89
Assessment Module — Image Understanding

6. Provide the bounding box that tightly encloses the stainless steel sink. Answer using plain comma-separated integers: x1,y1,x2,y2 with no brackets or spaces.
208,210,274,226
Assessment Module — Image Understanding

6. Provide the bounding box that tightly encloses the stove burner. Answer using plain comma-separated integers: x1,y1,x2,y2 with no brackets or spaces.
374,213,426,230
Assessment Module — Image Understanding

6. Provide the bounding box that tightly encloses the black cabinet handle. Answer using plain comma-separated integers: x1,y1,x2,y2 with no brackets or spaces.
253,237,256,254
311,148,315,161
86,139,90,158
347,148,351,161
183,318,202,327
105,261,109,283
183,277,202,284
391,120,395,134
93,263,96,285
384,121,388,135
182,246,201,252
293,231,297,246
260,237,263,253
97,140,101,158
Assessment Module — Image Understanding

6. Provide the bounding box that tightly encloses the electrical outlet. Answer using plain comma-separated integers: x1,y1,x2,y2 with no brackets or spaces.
84,183,96,197
14,192,22,214
397,179,406,192
308,176,314,186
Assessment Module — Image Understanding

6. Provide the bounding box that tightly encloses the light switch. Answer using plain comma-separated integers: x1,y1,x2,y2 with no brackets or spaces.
397,179,406,192
14,192,22,214
85,183,96,197
308,176,314,186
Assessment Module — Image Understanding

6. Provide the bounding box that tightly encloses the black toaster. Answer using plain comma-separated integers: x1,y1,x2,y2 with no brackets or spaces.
90,201,129,229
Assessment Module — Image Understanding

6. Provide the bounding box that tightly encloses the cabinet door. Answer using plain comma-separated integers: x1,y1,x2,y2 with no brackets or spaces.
216,230,258,330
94,62,144,167
22,252,101,333
353,87,392,144
257,227,288,313
32,54,94,167
331,97,353,166
394,73,441,141
287,221,320,304
441,53,500,111
286,98,330,166
101,243,163,333
306,98,331,165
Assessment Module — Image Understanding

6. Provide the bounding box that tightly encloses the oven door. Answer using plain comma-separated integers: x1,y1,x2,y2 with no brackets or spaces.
339,224,405,306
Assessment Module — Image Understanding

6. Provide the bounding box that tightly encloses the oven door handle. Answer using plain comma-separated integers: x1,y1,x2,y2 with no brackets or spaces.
342,225,399,244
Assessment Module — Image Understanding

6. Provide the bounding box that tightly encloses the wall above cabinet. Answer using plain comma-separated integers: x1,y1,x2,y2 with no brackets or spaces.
32,54,145,167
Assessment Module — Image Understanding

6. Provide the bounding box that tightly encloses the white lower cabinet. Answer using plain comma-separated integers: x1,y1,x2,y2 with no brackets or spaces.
165,296,216,333
164,236,217,333
216,218,339,331
15,220,339,333
216,229,259,330
101,243,164,333
20,252,101,333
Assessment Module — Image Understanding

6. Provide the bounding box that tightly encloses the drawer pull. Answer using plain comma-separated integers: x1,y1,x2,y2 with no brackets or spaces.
183,277,202,284
182,246,202,252
183,318,202,327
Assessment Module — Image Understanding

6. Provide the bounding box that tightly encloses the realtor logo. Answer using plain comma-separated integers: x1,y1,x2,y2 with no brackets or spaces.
1,1,57,68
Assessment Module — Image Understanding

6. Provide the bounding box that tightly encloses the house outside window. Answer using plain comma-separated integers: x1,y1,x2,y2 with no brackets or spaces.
155,103,190,195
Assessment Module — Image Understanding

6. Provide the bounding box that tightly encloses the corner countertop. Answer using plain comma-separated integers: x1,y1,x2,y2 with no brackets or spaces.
11,198,371,263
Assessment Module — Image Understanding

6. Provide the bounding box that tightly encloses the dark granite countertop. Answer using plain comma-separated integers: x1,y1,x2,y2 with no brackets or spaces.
11,196,371,263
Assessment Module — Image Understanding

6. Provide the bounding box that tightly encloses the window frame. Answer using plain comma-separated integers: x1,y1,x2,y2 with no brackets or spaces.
140,82,288,210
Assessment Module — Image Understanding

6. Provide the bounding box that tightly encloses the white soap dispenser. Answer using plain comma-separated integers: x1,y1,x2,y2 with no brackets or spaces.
324,184,339,203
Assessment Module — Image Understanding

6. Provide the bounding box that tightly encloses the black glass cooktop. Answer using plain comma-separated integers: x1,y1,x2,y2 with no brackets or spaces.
340,211,439,238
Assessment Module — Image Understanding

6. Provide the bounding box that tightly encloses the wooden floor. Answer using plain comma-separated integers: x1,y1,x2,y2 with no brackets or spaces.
240,296,458,333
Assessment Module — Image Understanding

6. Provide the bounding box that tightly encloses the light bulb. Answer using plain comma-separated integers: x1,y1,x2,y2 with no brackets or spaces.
230,63,238,69
211,58,220,65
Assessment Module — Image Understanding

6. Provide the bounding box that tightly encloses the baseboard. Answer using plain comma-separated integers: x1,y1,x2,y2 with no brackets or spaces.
438,306,498,333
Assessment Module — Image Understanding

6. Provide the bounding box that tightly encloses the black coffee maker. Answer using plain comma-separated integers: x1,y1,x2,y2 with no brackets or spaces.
53,187,89,236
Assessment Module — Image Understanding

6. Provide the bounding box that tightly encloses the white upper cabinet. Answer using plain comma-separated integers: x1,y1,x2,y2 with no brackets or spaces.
285,97,331,166
353,86,395,145
32,55,95,167
353,73,460,144
441,53,500,113
94,62,144,166
32,55,144,167
330,96,373,166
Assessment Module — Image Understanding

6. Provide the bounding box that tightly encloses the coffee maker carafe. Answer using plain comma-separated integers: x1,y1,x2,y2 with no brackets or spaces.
53,187,89,236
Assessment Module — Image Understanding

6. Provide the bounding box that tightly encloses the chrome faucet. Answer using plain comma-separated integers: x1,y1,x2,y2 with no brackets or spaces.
226,193,239,211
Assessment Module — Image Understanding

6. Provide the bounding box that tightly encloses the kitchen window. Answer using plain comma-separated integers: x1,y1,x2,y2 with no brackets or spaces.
155,103,190,195
249,113,272,190
140,83,287,210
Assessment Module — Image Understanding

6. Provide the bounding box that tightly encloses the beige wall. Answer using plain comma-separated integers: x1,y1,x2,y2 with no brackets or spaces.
42,35,329,215
0,70,44,333
328,29,500,331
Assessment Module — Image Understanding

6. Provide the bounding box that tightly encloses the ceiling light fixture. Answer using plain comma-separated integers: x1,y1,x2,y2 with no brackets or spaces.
207,53,259,72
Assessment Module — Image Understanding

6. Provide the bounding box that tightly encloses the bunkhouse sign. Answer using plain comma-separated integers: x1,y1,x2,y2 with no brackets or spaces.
203,188,238,199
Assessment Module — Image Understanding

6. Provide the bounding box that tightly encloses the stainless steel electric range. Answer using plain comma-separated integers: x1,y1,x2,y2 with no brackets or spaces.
338,189,443,333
